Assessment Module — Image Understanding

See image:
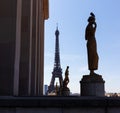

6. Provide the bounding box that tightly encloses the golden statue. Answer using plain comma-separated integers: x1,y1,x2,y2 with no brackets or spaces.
63,66,69,88
85,13,99,75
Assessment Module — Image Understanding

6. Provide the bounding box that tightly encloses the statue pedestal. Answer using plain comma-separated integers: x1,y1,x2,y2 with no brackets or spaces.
80,74,105,96
61,87,70,96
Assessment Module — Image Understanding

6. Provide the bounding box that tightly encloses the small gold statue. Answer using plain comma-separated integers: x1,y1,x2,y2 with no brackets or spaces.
63,66,69,88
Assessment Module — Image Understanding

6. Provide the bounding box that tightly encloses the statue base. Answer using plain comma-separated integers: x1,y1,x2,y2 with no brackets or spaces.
80,74,105,96
61,87,70,96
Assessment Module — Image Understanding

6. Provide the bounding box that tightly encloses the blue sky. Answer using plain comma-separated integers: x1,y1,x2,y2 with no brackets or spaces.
44,0,120,93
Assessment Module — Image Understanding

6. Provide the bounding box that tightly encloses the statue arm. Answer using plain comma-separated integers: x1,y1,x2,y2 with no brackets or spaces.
85,27,89,40
93,22,97,30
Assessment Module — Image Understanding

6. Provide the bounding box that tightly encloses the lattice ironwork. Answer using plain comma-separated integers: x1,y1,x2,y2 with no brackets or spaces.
48,27,63,93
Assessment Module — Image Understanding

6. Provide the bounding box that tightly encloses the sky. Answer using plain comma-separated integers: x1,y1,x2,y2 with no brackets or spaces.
44,0,120,94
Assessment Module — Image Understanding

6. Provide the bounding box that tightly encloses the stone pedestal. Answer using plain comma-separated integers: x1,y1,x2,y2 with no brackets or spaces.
80,74,105,96
61,87,70,96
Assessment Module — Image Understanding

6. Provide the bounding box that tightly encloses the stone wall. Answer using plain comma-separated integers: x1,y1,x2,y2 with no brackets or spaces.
0,96,120,113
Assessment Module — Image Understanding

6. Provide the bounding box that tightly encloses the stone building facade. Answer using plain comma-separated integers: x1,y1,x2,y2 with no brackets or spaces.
0,0,49,96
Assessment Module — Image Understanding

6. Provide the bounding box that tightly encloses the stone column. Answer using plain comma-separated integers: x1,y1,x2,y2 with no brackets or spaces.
13,0,22,96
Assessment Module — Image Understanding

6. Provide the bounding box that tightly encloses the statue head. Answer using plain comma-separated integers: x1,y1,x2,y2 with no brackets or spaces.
88,12,95,23
66,66,69,70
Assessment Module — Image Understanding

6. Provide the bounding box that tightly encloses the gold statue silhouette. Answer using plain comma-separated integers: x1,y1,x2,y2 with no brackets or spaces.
85,13,99,75
63,66,69,88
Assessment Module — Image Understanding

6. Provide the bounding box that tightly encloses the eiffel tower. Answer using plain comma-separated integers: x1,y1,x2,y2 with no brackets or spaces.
48,27,63,93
